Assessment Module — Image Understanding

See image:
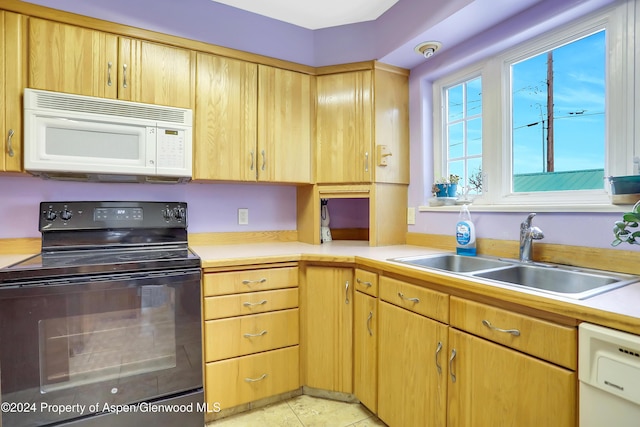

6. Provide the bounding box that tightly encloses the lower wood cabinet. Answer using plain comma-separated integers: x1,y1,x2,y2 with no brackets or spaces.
447,328,576,427
205,345,299,409
378,300,448,427
353,290,377,412
202,264,300,415
301,265,353,393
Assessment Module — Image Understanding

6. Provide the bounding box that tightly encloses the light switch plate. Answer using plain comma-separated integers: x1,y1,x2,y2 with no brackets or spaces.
407,207,416,225
238,208,249,225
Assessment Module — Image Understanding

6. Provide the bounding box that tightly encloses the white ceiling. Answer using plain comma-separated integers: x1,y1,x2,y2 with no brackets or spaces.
212,0,399,30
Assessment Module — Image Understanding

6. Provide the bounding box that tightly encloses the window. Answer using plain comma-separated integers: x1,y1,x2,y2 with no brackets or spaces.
511,31,605,193
445,77,482,196
432,3,633,209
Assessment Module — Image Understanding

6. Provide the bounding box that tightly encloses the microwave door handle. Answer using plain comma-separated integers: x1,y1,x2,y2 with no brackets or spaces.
147,127,157,171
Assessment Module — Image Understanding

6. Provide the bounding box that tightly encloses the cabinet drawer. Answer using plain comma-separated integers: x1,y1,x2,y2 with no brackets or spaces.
354,268,378,296
204,309,299,362
450,297,577,369
203,267,298,296
205,345,299,410
380,276,448,323
204,288,298,320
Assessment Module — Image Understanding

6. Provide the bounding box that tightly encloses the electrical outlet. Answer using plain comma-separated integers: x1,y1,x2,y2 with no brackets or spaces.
407,207,416,225
238,208,249,225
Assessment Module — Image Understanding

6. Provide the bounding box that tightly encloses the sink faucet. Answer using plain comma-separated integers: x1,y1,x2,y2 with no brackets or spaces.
520,213,544,262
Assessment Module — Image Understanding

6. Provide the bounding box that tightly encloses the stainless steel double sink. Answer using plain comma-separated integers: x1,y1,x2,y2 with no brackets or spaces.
389,253,639,300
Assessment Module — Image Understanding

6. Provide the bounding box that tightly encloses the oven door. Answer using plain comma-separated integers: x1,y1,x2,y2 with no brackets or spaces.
0,268,202,427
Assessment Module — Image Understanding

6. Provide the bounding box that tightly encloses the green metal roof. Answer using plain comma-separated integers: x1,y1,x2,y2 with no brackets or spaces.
513,169,604,192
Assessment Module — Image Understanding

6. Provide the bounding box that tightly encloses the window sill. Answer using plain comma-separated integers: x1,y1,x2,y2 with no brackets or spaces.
418,203,633,213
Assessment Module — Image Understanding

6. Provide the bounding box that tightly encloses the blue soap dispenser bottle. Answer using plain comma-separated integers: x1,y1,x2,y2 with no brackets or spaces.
456,204,476,256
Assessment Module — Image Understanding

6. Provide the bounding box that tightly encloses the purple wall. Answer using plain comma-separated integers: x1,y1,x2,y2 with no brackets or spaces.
406,0,639,251
0,176,296,238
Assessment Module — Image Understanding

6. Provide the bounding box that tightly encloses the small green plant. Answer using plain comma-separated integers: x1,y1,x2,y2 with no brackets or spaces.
612,201,640,246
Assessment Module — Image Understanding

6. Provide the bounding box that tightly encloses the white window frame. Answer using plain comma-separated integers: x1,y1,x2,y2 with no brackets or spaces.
431,1,635,210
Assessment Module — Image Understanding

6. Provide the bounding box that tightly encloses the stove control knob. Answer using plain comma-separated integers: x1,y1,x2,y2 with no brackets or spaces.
173,207,185,221
162,208,172,221
60,209,73,221
45,209,57,221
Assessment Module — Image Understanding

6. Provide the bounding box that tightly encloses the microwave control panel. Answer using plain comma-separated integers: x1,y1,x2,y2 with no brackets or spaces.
156,128,186,168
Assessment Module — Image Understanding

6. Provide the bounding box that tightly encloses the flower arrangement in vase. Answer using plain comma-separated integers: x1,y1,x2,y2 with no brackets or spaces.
432,174,460,198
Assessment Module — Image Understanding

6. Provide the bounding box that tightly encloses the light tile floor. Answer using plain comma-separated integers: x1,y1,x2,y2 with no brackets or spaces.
206,395,388,427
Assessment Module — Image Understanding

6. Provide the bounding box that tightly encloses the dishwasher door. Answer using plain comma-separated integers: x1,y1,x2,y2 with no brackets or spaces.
579,323,640,427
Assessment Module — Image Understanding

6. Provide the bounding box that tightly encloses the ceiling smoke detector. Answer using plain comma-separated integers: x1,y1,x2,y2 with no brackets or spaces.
414,41,442,59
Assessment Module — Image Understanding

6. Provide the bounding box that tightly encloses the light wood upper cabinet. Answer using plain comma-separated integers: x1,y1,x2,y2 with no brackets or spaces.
28,18,194,109
124,39,194,109
301,266,353,393
194,52,257,181
194,58,313,183
316,64,409,185
1,11,27,173
29,18,118,99
257,65,313,183
447,328,576,427
317,70,372,183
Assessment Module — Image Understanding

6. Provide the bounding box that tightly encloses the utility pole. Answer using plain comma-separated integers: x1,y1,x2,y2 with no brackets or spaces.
546,51,554,172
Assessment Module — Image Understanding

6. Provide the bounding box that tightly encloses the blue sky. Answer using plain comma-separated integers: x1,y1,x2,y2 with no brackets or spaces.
511,30,606,174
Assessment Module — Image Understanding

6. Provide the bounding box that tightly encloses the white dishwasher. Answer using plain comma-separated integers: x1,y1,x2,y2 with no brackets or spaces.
579,323,640,427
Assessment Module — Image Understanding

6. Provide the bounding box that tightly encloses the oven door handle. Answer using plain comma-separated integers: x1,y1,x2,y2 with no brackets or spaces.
13,268,201,288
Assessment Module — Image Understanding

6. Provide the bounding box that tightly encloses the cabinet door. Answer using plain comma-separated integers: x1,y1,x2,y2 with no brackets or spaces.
316,71,372,183
126,40,194,108
447,328,576,427
354,291,377,412
378,301,448,427
1,11,27,172
194,52,257,181
257,65,312,183
28,18,118,99
302,266,353,393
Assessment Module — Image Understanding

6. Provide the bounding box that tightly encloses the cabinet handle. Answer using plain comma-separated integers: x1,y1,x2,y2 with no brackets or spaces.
364,152,369,172
244,373,268,382
250,151,255,171
398,292,420,303
482,319,521,336
7,129,15,157
366,311,373,336
449,349,457,383
243,330,268,338
356,278,372,288
107,61,113,86
261,149,266,171
122,63,128,88
435,341,443,375
243,300,268,307
345,281,350,304
242,278,267,285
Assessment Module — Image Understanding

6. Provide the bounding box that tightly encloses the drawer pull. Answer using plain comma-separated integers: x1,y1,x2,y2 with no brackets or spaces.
398,292,420,303
244,373,268,382
482,319,521,336
449,349,457,383
366,311,373,336
243,330,268,338
243,300,268,307
356,278,372,288
242,278,267,285
435,341,443,375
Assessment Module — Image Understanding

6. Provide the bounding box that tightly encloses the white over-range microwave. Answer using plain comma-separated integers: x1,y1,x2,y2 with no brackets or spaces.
23,88,193,183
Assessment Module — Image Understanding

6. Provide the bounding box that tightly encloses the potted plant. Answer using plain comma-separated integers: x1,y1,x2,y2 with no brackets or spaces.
612,201,640,246
432,174,460,197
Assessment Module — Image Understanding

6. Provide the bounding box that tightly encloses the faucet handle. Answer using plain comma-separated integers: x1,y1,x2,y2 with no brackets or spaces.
521,212,537,228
